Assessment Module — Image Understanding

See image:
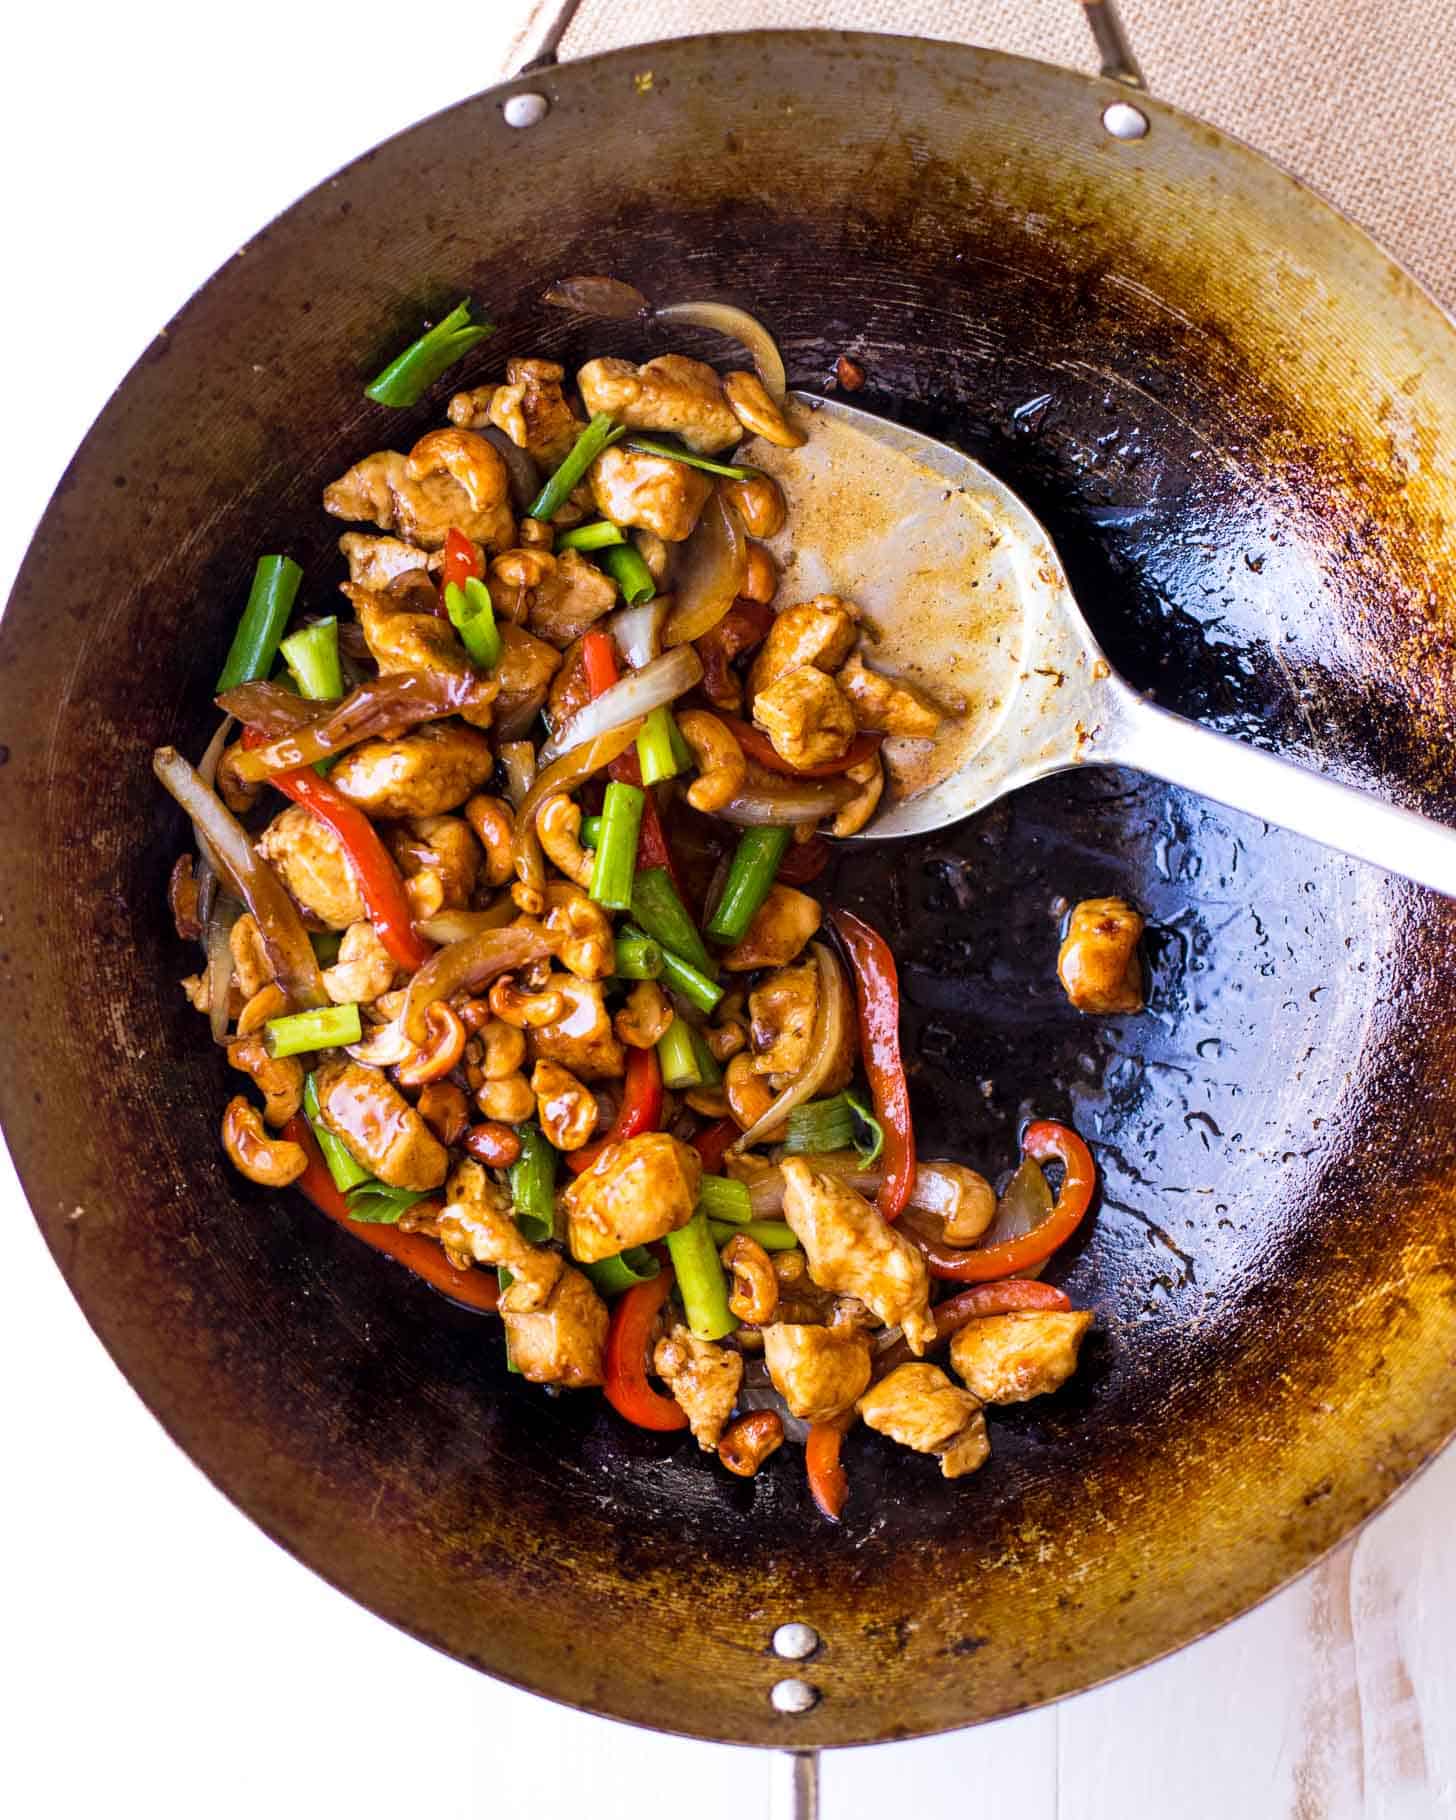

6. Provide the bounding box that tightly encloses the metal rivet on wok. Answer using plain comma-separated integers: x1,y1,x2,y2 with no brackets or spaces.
503,92,550,129
771,1678,820,1714
773,1622,821,1660
1102,100,1149,141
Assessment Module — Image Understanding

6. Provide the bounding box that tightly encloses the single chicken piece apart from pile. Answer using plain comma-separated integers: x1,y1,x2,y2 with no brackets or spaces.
1058,897,1145,1015
655,1326,743,1449
950,1311,1092,1404
858,1364,990,1479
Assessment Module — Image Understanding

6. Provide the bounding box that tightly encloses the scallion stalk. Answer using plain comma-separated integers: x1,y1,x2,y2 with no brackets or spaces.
589,780,646,912
665,1211,737,1340
697,1175,751,1225
444,576,503,670
687,1024,723,1087
216,555,303,693
364,300,494,408
265,1002,362,1058
555,520,627,552
580,1246,661,1297
656,1018,704,1091
784,1094,856,1156
614,931,663,979
347,1184,425,1224
509,1123,557,1244
707,1218,801,1252
704,827,791,945
629,868,716,977
304,1072,372,1193
657,944,724,1015
624,436,759,481
636,706,683,785
599,542,656,606
528,413,625,521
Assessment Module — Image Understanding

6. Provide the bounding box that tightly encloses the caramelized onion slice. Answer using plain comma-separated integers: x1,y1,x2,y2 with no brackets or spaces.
222,670,490,781
543,275,651,319
400,921,554,1046
662,494,748,648
655,301,787,402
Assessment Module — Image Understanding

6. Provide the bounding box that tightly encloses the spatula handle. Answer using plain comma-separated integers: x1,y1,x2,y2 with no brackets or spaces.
1106,685,1456,899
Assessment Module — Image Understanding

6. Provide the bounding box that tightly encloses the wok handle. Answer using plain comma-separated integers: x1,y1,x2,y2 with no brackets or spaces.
770,1750,820,1820
1103,683,1456,899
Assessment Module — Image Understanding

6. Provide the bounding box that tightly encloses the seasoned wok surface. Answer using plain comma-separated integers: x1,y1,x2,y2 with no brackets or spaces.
4,33,1456,1745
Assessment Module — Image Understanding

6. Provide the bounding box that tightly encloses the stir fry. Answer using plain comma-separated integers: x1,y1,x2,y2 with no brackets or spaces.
157,301,1101,1519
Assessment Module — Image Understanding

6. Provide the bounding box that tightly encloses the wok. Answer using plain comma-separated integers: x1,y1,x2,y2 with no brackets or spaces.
6,0,1456,1770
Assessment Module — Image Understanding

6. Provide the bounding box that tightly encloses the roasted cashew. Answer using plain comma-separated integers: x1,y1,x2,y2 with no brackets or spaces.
489,548,553,623
725,1052,778,1132
476,1071,536,1124
543,882,614,980
531,1059,597,1151
925,1163,998,1244
518,517,554,549
704,1013,748,1062
464,794,516,887
722,1233,780,1324
536,794,594,889
488,974,565,1030
720,472,786,539
676,709,747,814
222,1096,307,1187
474,1015,527,1080
229,914,274,1000
684,1086,731,1119
322,921,396,1007
614,980,673,1049
742,543,778,605
717,1410,785,1477
633,529,670,582
418,1082,471,1146
405,428,508,515
830,750,884,839
226,1036,304,1128
395,1002,467,1088
723,371,806,449
235,983,288,1038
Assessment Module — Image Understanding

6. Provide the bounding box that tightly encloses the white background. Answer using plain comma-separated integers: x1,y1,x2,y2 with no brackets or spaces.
4,4,1455,1815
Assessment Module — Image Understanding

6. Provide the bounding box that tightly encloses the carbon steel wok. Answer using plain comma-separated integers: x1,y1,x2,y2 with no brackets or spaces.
5,18,1456,1758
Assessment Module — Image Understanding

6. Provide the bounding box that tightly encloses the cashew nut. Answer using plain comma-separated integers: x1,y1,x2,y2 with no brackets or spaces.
723,371,806,449
614,980,673,1049
518,517,554,549
722,1233,779,1325
476,1071,536,1124
725,1051,778,1132
684,1086,731,1119
531,1059,597,1151
717,1410,785,1478
632,528,670,582
830,751,884,839
395,1002,467,1088
720,472,786,539
543,882,614,980
464,794,516,887
477,1015,527,1079
930,1163,999,1245
741,543,778,605
676,709,747,814
235,983,288,1037
704,1012,748,1062
226,1037,304,1128
488,974,566,1029
405,428,508,515
418,1082,471,1146
222,1096,307,1187
229,914,274,1000
536,794,594,889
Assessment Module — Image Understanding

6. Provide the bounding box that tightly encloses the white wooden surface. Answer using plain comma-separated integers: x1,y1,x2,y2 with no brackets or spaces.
5,5,1454,1814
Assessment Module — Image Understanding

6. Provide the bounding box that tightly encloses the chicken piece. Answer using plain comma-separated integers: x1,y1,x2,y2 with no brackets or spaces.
748,596,859,700
494,622,564,735
486,547,618,650
326,723,496,818
762,1322,871,1422
654,1324,743,1450
444,384,497,429
312,1059,448,1191
257,804,367,931
857,1363,989,1479
343,581,497,731
526,973,625,1081
503,1265,609,1389
390,815,479,919
588,443,713,543
781,1159,936,1354
484,358,584,468
577,353,742,454
836,652,944,739
746,959,853,1094
950,1311,1093,1405
323,430,514,552
720,883,822,973
435,1158,563,1308
562,1131,702,1263
547,636,593,731
1058,897,1144,1014
753,666,856,770
829,750,884,839
337,531,441,592
322,920,397,1007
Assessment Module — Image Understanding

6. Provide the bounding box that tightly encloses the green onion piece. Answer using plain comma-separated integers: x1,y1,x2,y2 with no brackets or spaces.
656,943,724,1015
498,1267,520,1372
364,300,494,408
636,706,684,786
590,780,645,912
656,1018,704,1091
347,1184,424,1224
509,1122,558,1244
580,815,604,850
280,617,343,701
614,931,663,979
624,436,759,481
707,1219,801,1253
688,1024,723,1087
664,1211,737,1340
630,868,716,977
528,413,625,521
444,576,503,670
784,1094,857,1156
704,827,791,945
580,1246,661,1297
309,930,343,967
667,713,693,772
555,520,627,552
600,543,657,606
304,1072,372,1193
216,555,304,693
844,1089,885,1165
697,1175,752,1225
265,1002,362,1058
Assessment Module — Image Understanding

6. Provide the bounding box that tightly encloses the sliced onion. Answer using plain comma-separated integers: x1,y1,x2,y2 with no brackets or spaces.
154,747,328,1010
538,646,701,766
979,1159,1052,1249
544,275,651,320
223,669,489,781
513,722,645,901
610,599,667,670
197,715,235,788
718,776,857,826
481,425,541,515
193,854,218,935
205,895,243,1045
737,1381,811,1447
655,301,787,402
732,944,849,1153
748,1157,979,1220
400,923,553,1045
215,682,324,740
498,740,537,808
662,495,747,648
415,901,518,945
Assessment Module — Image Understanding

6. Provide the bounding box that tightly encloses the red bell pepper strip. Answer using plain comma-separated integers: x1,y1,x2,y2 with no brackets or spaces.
282,1115,500,1312
603,1267,690,1432
713,711,882,780
806,1419,851,1522
830,909,915,1222
436,526,484,618
581,626,622,698
243,726,433,974
910,1121,1096,1283
875,1279,1074,1374
691,1116,741,1176
695,599,774,705
580,628,687,895
566,1044,663,1175
775,836,831,885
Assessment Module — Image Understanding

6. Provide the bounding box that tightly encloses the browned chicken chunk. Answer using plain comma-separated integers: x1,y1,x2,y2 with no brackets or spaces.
780,1159,936,1354
312,1059,448,1191
1058,897,1145,1015
323,428,515,552
504,1267,609,1388
720,883,822,973
747,959,853,1092
836,652,944,738
343,582,497,730
257,805,366,930
563,1131,702,1262
748,596,859,699
752,666,856,770
326,723,496,818
527,973,625,1081
588,443,714,542
495,622,565,735
654,1324,743,1450
857,1363,989,1479
950,1311,1093,1404
486,547,618,649
322,921,397,1007
435,1159,563,1308
337,531,440,592
577,354,741,454
546,636,593,731
761,1322,872,1422
480,357,583,467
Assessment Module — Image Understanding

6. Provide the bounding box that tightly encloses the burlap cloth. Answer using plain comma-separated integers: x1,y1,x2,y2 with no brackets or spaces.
556,0,1456,312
